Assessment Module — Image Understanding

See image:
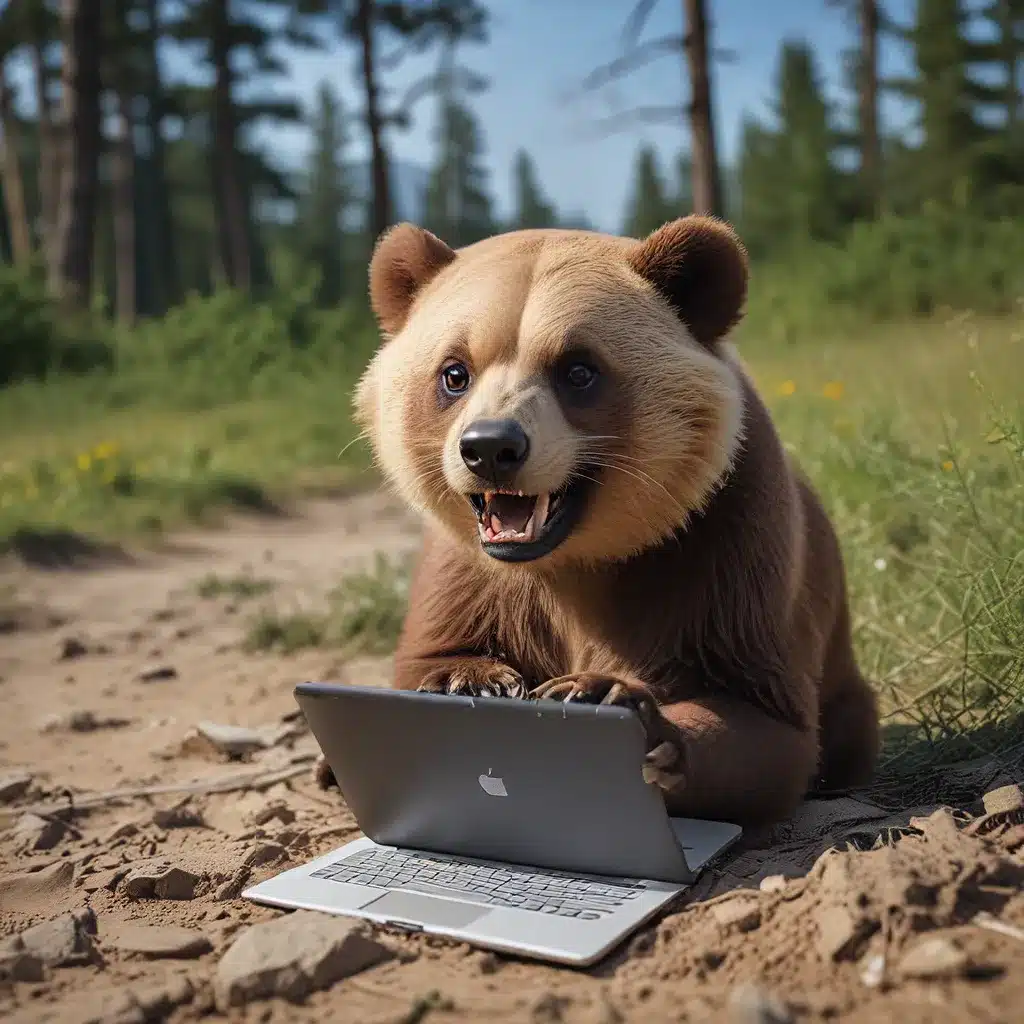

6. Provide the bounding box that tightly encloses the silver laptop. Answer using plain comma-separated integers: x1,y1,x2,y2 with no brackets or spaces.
242,682,741,967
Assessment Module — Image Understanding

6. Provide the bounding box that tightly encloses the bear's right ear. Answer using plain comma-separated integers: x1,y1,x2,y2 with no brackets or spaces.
368,223,457,336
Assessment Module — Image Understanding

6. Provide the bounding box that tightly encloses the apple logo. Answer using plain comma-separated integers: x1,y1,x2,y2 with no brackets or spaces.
478,769,508,797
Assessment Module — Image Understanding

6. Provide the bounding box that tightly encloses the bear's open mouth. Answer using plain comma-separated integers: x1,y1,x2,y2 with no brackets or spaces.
465,474,592,563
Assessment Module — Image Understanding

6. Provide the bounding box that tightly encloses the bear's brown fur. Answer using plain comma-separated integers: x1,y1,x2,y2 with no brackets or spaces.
333,215,879,828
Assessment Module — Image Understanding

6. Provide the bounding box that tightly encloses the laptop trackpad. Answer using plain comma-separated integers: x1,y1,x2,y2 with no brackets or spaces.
362,890,490,928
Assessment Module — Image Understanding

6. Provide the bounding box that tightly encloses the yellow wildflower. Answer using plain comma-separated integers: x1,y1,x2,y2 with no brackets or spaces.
941,460,954,472
76,453,92,472
822,381,844,401
93,441,119,460
777,380,796,397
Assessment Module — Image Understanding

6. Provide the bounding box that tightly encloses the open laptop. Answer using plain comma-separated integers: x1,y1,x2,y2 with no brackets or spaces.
242,681,742,967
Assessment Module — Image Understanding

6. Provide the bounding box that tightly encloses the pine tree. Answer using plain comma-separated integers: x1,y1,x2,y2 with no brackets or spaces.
422,44,494,247
891,0,1000,206
674,150,694,214
623,144,674,238
297,82,352,307
510,149,557,229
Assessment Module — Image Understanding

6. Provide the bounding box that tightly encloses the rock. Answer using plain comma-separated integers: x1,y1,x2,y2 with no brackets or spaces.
82,866,131,895
18,908,97,967
213,910,390,1007
246,799,296,828
531,990,571,1022
39,709,130,733
137,664,178,683
243,841,287,869
123,861,201,901
214,866,251,901
13,812,65,851
759,875,787,894
0,936,47,984
109,924,212,960
104,820,141,843
898,935,969,980
815,904,873,962
0,771,33,804
132,976,195,1020
151,803,204,829
712,897,762,932
727,983,793,1024
59,636,89,660
983,784,1024,816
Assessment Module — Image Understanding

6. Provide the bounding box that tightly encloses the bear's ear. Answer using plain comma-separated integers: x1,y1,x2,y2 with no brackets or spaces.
627,216,748,347
368,222,457,336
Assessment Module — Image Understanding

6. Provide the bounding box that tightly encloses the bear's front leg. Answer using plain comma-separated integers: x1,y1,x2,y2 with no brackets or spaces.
530,673,687,792
532,674,818,827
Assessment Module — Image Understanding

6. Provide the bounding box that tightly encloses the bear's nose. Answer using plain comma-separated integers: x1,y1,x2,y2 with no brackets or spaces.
459,419,531,483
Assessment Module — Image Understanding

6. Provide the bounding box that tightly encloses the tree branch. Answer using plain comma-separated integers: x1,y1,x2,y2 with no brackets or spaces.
621,0,661,51
581,34,683,91
582,104,685,139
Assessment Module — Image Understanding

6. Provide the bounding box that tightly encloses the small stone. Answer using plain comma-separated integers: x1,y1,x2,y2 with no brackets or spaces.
727,983,793,1024
152,803,204,829
104,820,141,842
860,953,886,989
137,664,178,683
0,938,47,984
39,709,130,733
0,771,33,804
13,812,66,851
133,976,195,1019
82,866,131,895
759,874,787,893
215,866,251,901
243,841,287,869
983,784,1024,816
815,905,873,962
247,800,297,828
18,908,97,967
59,636,89,660
532,990,571,1022
712,897,762,932
123,861,201,901
110,924,212,960
213,910,390,1007
898,935,969,980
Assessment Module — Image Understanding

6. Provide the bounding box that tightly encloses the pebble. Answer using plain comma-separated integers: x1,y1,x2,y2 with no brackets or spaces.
213,910,390,1007
13,812,66,851
123,861,201,900
759,874,787,893
983,783,1024,815
0,771,33,804
898,935,969,980
214,866,251,901
243,841,287,869
38,709,131,733
712,896,762,932
82,865,131,895
109,923,212,960
727,983,793,1024
59,636,89,660
17,908,97,967
137,664,178,683
247,799,297,827
151,803,205,829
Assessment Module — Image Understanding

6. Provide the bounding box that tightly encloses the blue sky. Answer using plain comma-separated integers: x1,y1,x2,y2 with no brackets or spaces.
251,0,920,231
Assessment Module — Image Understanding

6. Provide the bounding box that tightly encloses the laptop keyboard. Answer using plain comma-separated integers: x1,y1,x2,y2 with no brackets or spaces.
310,848,647,919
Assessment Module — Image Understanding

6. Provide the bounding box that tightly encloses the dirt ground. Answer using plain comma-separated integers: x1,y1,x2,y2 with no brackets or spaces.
2,491,1023,1024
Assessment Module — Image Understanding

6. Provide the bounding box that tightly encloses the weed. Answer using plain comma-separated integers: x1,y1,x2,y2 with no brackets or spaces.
196,571,275,600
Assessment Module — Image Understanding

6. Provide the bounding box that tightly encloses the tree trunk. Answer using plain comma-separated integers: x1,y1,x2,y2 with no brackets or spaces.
357,0,391,241
112,89,136,325
0,66,33,267
143,0,179,310
50,0,103,308
682,0,724,218
30,29,59,270
859,0,882,215
210,0,251,291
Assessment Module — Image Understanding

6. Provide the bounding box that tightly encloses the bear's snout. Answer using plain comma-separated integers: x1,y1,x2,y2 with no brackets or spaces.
459,418,531,484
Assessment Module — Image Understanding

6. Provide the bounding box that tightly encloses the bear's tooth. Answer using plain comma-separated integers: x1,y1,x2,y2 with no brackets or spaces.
533,494,551,529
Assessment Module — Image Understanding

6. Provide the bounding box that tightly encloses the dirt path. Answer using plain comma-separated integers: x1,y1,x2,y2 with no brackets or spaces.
2,491,1023,1024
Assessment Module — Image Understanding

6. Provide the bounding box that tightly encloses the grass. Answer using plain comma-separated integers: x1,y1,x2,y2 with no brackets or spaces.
242,554,412,657
195,570,276,600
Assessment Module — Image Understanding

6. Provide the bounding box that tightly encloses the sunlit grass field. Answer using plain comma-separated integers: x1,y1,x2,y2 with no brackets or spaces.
1,308,1022,800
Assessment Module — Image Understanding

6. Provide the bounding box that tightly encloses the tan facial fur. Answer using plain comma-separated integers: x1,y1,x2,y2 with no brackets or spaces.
355,217,749,567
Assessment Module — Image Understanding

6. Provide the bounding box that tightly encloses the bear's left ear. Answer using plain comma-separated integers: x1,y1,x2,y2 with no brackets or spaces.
368,222,457,336
627,216,748,347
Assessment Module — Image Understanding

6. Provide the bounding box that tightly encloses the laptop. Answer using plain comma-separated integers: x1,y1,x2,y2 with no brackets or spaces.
242,681,742,967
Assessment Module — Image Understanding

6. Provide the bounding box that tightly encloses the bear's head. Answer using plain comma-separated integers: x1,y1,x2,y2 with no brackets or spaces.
354,216,748,569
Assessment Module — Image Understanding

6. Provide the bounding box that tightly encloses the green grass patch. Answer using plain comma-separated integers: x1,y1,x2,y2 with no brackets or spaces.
242,554,412,657
195,571,276,600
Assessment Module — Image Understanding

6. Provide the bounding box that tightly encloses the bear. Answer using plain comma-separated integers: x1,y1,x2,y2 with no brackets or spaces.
318,214,879,828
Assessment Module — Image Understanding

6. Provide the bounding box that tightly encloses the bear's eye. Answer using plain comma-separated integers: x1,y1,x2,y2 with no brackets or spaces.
441,362,471,395
565,362,598,390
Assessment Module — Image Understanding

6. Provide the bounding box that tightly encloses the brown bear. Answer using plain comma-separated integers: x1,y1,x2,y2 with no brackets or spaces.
323,215,879,828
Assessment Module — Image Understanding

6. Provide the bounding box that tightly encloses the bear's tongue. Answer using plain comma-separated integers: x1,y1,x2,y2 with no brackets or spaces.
482,492,549,543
